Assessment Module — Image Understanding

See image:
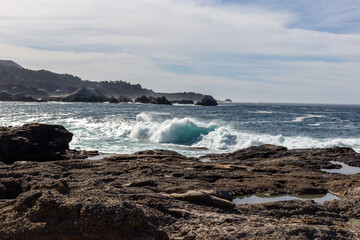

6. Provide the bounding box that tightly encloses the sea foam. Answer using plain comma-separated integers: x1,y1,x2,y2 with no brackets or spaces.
130,112,360,153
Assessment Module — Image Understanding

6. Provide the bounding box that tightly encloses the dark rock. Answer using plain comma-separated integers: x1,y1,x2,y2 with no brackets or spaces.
134,95,150,104
0,190,168,240
170,99,194,104
0,123,73,164
1,144,360,239
109,96,119,103
118,96,132,103
225,99,232,102
50,87,109,102
195,95,218,106
124,180,157,187
150,96,172,105
0,92,12,101
170,190,235,208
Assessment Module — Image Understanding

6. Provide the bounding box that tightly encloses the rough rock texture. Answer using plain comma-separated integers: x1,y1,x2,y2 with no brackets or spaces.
195,95,218,106
1,145,360,239
135,95,150,104
0,183,168,240
0,123,73,164
150,96,172,105
118,96,133,103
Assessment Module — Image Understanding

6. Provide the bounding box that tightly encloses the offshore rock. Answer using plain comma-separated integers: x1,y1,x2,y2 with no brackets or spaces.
0,123,73,164
195,95,218,106
150,96,172,105
135,95,150,104
49,87,109,102
0,92,12,101
109,96,119,103
118,96,133,103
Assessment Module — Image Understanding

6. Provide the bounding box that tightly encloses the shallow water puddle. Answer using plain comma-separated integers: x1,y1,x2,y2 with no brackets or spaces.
321,161,360,175
233,193,340,204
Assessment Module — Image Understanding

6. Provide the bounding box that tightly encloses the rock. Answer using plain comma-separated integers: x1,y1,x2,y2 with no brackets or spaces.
109,96,119,103
225,99,232,102
195,95,218,106
170,99,194,104
1,144,360,239
0,190,169,240
0,123,73,164
118,96,133,103
51,87,109,102
123,180,157,187
11,93,36,102
170,190,235,208
134,95,150,104
150,96,172,105
0,92,12,101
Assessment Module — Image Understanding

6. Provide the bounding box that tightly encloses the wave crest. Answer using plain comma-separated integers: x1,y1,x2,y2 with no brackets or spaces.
130,113,360,153
130,113,217,145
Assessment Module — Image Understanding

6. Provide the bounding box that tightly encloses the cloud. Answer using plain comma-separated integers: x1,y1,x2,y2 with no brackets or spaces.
0,0,359,103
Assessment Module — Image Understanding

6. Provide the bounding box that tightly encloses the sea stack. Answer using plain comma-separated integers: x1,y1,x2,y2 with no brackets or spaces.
196,95,218,106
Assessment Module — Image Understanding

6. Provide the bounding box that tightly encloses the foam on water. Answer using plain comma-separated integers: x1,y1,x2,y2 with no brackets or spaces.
129,112,360,153
130,112,217,145
1,102,360,156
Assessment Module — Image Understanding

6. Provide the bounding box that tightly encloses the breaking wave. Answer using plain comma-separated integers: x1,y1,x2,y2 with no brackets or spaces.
130,112,360,153
130,112,217,145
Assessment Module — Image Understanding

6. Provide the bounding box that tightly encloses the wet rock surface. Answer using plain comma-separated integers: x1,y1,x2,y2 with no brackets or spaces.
1,144,360,239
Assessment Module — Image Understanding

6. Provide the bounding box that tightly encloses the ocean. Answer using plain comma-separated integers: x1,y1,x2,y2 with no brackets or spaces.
1,102,359,156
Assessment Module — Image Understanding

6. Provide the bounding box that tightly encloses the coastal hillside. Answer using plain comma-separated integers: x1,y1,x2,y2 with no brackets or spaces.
0,60,204,100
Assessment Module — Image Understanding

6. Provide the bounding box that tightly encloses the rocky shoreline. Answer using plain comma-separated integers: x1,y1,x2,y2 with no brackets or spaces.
1,124,360,239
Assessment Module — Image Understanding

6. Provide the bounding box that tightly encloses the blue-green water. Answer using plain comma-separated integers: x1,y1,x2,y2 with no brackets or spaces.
1,102,359,156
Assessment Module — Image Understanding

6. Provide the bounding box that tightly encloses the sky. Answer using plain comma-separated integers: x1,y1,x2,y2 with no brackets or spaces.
0,0,359,104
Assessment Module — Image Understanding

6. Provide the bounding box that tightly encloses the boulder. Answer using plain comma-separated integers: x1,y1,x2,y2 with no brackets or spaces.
195,95,218,106
0,123,73,164
150,96,172,105
109,96,119,103
224,99,232,103
0,92,12,101
134,95,150,104
118,96,133,103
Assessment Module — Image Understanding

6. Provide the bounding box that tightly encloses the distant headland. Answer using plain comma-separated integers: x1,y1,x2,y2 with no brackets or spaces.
0,60,226,105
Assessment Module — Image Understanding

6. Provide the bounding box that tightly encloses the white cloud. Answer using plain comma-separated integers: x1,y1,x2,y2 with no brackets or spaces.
0,0,359,103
